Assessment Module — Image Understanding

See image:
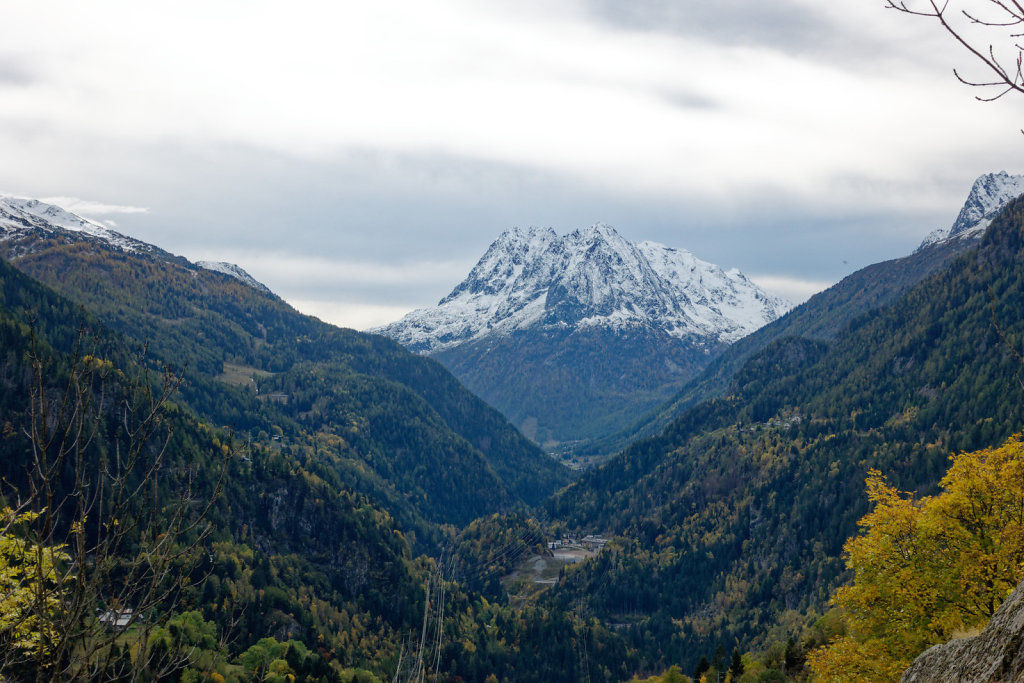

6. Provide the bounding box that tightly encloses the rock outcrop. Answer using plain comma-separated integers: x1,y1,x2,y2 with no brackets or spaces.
902,580,1024,682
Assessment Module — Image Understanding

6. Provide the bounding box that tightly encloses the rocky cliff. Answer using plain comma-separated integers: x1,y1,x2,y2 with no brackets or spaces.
902,580,1024,682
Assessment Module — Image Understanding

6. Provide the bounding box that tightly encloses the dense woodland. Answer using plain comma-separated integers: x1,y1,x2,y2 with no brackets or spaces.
0,243,587,680
5,233,567,540
4,196,1024,680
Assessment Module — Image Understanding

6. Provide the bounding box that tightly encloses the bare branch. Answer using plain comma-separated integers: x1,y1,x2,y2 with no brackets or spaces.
1,325,228,681
887,0,1024,102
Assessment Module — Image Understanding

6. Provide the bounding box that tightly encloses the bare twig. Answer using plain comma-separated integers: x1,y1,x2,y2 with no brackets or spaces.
886,0,1024,101
1,324,229,681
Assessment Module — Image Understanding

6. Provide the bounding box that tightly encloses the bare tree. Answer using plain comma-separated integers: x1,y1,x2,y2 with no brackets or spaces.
886,0,1024,101
0,326,228,681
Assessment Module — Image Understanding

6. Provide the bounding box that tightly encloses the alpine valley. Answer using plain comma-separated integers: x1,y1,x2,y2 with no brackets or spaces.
376,224,789,457
3,171,1024,682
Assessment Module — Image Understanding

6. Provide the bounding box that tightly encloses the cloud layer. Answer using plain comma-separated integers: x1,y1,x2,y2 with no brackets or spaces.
0,1,1021,327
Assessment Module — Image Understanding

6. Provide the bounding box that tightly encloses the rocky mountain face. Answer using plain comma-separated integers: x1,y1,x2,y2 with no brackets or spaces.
376,223,789,453
902,579,1024,682
918,171,1024,250
379,223,788,353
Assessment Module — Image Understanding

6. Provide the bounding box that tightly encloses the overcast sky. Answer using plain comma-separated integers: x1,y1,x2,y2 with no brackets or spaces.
2,0,1022,329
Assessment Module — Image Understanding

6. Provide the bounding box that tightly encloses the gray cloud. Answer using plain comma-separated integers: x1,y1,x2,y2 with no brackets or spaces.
2,1,1020,328
657,87,719,110
71,140,977,317
583,0,832,54
580,0,953,71
0,55,37,86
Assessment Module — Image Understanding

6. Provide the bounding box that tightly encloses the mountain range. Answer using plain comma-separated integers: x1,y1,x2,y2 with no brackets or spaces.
4,169,1024,680
588,170,1024,455
379,170,1023,458
0,194,568,534
377,223,789,455
542,173,1024,672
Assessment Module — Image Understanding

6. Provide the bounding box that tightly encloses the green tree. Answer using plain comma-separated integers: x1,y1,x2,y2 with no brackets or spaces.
237,637,289,681
728,648,744,679
694,656,711,682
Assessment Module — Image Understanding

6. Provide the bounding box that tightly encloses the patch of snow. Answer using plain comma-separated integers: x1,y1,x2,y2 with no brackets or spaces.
0,194,274,297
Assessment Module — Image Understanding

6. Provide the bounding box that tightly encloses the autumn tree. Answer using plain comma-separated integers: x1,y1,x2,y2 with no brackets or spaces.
807,433,1024,680
0,509,69,671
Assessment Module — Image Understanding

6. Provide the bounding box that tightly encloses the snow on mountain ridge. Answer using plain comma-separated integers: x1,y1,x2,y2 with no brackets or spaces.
950,171,1024,236
637,241,783,340
918,171,1024,251
376,224,791,353
0,195,149,253
196,261,271,293
0,195,272,295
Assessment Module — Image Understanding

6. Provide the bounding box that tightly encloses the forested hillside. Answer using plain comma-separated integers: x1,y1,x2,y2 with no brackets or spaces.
433,325,714,450
0,223,584,680
592,230,979,457
0,256,426,679
542,195,1024,674
1,228,568,535
0,260,633,682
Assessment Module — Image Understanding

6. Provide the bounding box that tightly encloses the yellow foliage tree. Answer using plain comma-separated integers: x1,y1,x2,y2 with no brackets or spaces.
808,434,1024,681
0,508,69,668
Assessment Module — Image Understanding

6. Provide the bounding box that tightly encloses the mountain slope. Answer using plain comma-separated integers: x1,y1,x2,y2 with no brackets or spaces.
196,259,273,293
0,195,184,261
0,195,569,534
0,255,428,676
542,194,1024,671
595,172,1023,456
378,224,788,452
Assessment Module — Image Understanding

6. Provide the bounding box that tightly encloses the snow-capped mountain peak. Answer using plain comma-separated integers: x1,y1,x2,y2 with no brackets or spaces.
918,171,1024,250
950,171,1024,237
376,224,791,353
